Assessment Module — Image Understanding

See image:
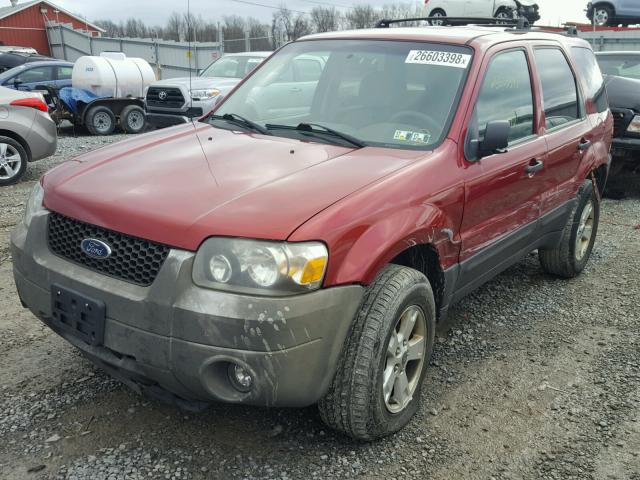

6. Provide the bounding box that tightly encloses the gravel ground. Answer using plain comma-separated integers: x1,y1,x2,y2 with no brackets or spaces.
0,127,639,480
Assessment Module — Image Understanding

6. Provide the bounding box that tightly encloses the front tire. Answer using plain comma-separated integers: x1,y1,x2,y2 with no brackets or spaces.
318,265,436,441
0,136,28,186
539,179,600,278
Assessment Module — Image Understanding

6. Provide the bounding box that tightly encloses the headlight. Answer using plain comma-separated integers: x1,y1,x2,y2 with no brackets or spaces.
23,181,45,227
627,115,640,134
190,89,220,100
193,238,328,295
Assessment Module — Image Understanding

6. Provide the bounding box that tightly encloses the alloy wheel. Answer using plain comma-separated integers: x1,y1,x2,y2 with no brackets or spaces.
0,143,22,181
575,200,595,261
383,305,427,414
594,9,609,25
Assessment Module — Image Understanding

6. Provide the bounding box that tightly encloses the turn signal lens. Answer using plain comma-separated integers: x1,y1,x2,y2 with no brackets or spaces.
296,257,327,285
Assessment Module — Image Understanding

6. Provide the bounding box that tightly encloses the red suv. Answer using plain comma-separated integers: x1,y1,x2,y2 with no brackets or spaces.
12,22,612,440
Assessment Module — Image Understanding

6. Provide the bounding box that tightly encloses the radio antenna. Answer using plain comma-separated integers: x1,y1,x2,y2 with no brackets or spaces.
187,0,194,123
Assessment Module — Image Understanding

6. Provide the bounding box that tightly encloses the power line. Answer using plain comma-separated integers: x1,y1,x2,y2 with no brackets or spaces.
227,0,309,15
298,0,354,9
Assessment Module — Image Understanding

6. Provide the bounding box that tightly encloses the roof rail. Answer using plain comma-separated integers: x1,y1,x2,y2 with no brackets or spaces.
375,16,530,29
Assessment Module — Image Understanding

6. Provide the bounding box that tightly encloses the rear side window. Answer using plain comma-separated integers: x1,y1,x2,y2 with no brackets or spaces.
534,48,580,127
57,66,73,80
571,47,608,113
473,49,535,144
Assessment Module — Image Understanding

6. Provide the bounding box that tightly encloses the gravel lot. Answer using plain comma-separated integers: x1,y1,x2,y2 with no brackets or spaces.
0,127,639,480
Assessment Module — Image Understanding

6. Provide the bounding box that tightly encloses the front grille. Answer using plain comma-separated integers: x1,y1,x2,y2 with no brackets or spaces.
612,108,634,137
47,213,170,286
146,86,185,108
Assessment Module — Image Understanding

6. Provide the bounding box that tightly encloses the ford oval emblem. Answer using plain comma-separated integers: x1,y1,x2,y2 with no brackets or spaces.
80,238,112,259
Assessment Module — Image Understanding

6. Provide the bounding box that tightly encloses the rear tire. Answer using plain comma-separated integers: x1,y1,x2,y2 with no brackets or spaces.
539,179,600,278
429,8,446,25
318,264,436,441
119,105,146,134
0,136,28,186
86,106,116,136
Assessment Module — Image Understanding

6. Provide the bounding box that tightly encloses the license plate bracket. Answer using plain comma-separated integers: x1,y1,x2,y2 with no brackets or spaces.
50,284,105,346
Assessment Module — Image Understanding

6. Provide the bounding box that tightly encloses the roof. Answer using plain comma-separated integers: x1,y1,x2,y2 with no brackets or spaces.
0,1,105,32
12,59,72,66
301,25,589,47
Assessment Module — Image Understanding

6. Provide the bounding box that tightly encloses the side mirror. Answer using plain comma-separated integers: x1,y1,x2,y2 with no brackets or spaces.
478,120,510,158
13,78,23,89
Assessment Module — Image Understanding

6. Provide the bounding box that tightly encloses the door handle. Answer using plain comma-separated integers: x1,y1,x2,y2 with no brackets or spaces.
578,139,592,152
289,87,302,93
525,158,544,176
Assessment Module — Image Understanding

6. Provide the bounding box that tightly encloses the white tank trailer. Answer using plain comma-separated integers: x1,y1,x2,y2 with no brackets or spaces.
72,52,155,98
54,52,157,135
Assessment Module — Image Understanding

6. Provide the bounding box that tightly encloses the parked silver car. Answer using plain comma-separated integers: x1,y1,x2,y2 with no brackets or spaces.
0,86,57,186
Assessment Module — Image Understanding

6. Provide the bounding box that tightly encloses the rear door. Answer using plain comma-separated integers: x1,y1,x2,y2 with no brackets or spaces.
457,46,549,294
55,64,73,89
532,45,594,215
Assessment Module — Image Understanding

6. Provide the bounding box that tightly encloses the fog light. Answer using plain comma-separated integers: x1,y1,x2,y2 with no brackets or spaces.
228,363,253,392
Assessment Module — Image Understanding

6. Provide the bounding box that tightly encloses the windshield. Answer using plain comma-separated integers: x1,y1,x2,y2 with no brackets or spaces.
597,54,640,80
200,55,265,79
212,40,472,150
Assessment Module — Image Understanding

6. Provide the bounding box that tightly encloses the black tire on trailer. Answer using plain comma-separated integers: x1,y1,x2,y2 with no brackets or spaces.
119,105,146,134
539,179,600,278
0,136,28,186
86,105,116,136
318,264,436,441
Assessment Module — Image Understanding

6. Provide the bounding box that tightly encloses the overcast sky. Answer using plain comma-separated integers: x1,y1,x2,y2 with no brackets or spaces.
46,0,590,27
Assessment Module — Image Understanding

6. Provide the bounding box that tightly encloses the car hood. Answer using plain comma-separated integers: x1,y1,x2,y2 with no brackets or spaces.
43,123,422,251
605,74,640,111
150,76,241,92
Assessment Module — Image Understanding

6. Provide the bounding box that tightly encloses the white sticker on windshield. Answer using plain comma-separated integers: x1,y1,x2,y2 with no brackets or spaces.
405,50,471,69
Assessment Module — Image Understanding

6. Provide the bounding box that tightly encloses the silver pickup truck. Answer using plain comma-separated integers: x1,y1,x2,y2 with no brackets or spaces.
144,51,271,128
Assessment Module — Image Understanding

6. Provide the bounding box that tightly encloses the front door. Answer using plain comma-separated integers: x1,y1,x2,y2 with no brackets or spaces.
457,47,549,296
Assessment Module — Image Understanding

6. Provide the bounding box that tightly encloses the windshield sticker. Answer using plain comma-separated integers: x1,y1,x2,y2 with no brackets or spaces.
393,130,432,144
405,50,471,69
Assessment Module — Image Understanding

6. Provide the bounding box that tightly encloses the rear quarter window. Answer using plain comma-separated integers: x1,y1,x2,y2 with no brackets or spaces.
571,47,608,114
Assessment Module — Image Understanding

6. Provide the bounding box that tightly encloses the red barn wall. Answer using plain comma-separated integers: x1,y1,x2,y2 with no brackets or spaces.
0,2,101,56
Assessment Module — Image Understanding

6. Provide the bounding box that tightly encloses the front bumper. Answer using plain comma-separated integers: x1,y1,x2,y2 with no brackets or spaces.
11,212,364,407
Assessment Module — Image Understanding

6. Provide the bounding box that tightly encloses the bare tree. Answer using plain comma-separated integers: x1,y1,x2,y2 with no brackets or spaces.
310,6,342,33
165,12,184,41
345,4,379,29
272,6,311,42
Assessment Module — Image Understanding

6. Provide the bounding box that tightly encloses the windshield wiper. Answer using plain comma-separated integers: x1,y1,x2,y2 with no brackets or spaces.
266,122,365,148
209,113,270,135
